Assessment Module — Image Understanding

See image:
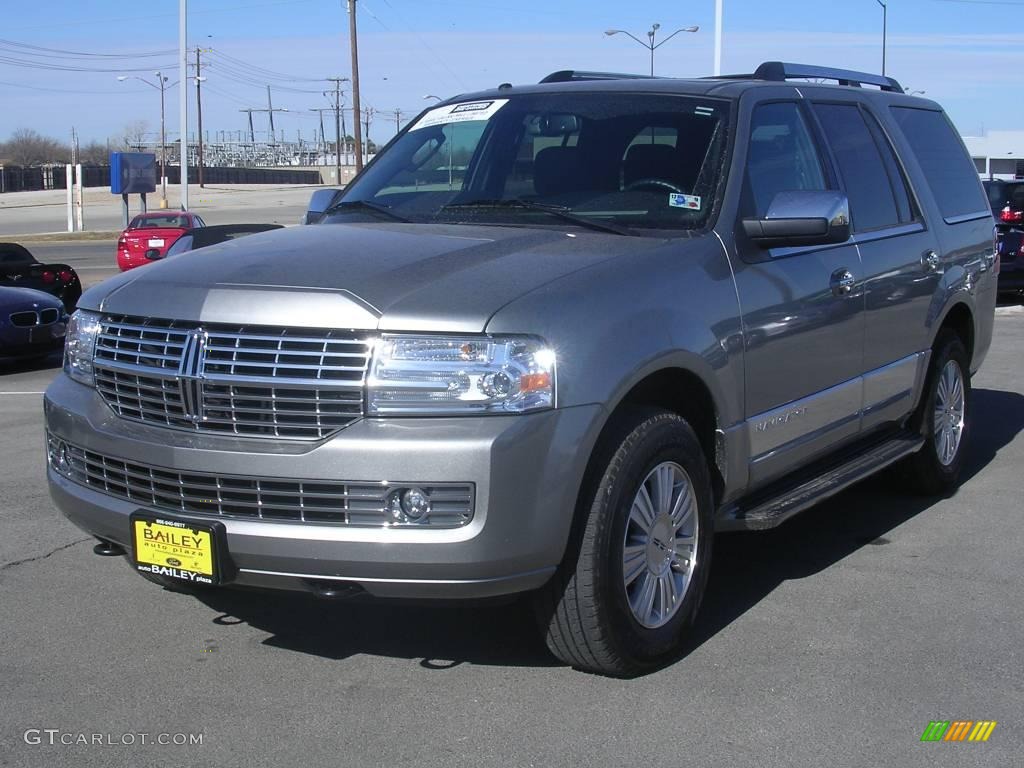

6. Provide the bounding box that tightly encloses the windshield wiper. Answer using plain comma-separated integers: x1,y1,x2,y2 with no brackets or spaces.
322,199,410,223
441,198,634,236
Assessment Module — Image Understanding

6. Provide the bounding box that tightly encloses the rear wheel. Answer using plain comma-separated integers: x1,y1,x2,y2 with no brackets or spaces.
535,410,713,676
899,331,972,495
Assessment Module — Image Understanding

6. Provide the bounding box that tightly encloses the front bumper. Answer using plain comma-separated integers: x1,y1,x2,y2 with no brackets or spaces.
44,373,602,599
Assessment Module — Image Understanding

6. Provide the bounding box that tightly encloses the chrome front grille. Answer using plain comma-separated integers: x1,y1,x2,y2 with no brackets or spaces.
93,316,371,439
47,434,474,527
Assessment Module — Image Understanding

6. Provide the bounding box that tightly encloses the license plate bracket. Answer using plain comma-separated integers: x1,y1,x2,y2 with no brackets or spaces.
130,512,230,586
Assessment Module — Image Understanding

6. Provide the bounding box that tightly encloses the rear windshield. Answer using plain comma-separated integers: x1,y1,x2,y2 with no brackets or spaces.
335,92,731,234
129,215,188,229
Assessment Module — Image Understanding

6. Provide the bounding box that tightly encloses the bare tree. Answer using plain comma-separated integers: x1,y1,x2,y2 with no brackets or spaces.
0,128,69,166
78,141,111,165
119,120,150,151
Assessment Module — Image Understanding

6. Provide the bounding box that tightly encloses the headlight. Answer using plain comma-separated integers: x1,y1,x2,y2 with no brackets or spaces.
64,309,102,386
367,335,555,415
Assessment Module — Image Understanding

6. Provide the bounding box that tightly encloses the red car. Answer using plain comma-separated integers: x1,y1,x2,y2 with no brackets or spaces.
116,211,206,271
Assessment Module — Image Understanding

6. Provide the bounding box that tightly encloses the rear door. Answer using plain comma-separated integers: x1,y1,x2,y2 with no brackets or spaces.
809,100,939,431
731,100,865,487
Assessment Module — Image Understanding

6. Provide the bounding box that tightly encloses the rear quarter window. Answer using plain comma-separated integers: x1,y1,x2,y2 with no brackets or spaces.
890,107,987,221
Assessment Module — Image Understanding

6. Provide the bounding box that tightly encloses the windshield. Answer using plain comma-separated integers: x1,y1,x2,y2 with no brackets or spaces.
333,92,729,233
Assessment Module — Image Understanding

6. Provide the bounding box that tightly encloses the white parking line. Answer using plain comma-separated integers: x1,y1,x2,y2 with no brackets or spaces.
0,391,45,395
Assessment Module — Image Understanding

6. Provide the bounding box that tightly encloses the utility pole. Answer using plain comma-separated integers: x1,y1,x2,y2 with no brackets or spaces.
348,0,364,172
327,77,349,184
193,47,208,187
392,108,405,134
363,106,374,165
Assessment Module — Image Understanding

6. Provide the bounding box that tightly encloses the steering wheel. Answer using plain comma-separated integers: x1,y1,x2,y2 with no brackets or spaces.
624,178,684,194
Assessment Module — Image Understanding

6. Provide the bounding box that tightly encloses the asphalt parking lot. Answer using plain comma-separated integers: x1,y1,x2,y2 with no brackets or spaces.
1,281,1022,766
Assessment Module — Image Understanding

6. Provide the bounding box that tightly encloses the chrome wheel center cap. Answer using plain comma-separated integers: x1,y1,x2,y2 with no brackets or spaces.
646,516,675,575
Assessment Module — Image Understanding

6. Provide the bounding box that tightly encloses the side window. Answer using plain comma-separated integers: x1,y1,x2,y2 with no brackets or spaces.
813,103,900,231
745,102,828,218
891,107,988,220
861,110,915,223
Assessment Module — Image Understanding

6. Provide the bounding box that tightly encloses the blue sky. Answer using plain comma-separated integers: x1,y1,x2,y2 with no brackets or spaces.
0,0,1016,146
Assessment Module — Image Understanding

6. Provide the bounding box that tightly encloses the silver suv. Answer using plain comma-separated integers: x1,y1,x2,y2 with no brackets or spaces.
46,62,998,676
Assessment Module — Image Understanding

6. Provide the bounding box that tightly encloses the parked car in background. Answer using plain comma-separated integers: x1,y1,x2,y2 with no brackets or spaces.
995,227,1024,295
0,286,66,360
160,224,285,259
0,242,82,311
116,211,206,271
983,179,1024,222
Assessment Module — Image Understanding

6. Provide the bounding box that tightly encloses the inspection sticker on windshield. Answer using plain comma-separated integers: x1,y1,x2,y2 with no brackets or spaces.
411,99,509,131
668,193,702,210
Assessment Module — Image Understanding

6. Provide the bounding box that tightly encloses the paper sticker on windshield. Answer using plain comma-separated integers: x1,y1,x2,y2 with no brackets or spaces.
411,99,509,131
668,193,702,210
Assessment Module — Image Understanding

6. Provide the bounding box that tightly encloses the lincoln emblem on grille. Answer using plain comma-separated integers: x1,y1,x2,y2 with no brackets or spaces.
176,329,208,424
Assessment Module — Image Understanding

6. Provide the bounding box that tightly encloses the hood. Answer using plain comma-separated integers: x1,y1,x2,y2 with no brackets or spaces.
0,285,65,310
85,222,666,332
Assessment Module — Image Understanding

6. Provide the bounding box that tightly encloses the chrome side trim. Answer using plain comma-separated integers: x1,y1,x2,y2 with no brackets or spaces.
862,352,925,413
238,565,557,586
943,211,991,225
748,378,862,460
747,352,927,464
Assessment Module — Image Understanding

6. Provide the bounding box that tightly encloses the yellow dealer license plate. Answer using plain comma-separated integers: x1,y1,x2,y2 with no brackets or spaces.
131,514,225,585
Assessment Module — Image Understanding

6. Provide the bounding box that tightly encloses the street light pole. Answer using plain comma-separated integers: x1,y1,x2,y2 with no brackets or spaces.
714,0,723,76
159,74,167,206
179,0,189,211
876,0,887,76
116,73,171,206
605,24,699,76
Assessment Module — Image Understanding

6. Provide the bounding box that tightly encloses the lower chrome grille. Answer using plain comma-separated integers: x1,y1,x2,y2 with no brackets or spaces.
93,316,371,440
47,434,474,528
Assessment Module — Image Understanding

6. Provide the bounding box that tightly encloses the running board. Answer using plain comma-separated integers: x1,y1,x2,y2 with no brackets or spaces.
718,432,925,531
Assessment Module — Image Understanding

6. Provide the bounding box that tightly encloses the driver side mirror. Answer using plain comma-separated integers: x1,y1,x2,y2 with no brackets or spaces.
303,188,343,225
742,190,850,249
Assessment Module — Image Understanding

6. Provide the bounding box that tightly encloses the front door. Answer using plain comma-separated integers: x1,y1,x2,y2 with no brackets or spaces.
730,101,865,487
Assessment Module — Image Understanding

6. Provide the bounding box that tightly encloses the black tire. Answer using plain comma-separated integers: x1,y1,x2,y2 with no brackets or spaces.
899,331,972,495
534,409,714,676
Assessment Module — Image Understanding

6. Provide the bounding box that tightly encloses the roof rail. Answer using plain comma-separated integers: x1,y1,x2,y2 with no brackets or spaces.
539,70,654,84
744,61,904,93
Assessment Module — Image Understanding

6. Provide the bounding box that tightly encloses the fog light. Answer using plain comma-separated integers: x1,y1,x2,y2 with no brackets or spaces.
386,487,432,524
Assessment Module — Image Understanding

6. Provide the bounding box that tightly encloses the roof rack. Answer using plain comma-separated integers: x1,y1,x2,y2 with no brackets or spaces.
539,70,655,84
719,61,904,93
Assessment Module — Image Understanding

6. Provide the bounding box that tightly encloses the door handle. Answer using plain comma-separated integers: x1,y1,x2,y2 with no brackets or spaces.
830,268,856,296
922,250,941,272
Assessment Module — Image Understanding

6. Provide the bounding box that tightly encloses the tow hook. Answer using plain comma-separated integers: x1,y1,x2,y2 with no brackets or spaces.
305,579,364,600
92,538,126,556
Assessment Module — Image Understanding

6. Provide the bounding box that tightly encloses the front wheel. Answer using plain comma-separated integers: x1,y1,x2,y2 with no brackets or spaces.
899,331,972,495
534,410,714,676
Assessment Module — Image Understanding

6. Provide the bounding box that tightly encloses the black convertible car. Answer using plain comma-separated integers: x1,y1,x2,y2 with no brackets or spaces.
0,242,82,311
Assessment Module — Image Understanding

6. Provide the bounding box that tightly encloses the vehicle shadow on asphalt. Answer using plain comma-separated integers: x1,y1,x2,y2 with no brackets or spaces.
190,387,1023,673
0,350,62,375
685,387,1024,658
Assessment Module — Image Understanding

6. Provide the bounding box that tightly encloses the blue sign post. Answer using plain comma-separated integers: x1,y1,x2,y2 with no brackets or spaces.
110,152,157,227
